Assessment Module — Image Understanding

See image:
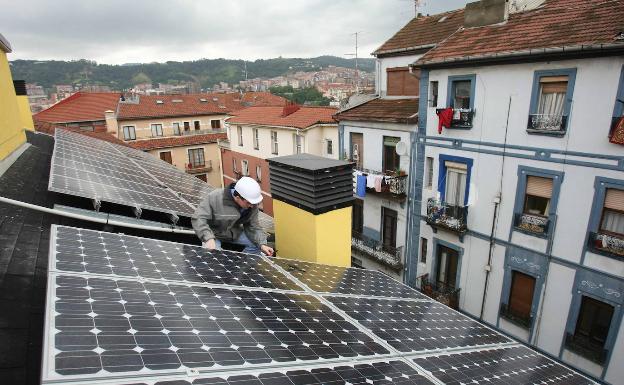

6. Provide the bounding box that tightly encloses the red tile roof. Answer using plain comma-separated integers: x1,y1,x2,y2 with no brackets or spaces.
34,92,121,124
126,133,227,151
35,121,129,146
118,92,287,121
416,0,624,66
334,98,419,124
227,106,337,129
373,10,464,56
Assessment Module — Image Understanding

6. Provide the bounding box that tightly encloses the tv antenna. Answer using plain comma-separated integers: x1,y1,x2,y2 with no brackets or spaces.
344,31,363,94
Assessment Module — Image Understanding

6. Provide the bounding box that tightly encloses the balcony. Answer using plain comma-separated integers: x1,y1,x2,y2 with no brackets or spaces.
186,160,213,174
588,231,624,258
564,333,608,365
527,114,567,136
217,138,231,149
178,128,226,136
435,108,474,129
353,168,408,200
351,231,403,270
416,274,460,310
499,303,532,328
426,198,468,235
513,213,550,236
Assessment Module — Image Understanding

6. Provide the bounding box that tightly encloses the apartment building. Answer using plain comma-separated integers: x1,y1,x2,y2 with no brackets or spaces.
221,104,338,216
404,0,624,382
334,11,462,280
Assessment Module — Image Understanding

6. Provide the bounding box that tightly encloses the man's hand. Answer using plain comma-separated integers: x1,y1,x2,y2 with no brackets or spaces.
202,239,216,250
260,244,274,256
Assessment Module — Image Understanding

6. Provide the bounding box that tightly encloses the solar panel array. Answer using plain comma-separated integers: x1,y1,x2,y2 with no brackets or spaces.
43,225,596,385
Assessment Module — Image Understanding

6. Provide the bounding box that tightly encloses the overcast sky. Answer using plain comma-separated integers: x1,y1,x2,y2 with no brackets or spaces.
0,0,471,64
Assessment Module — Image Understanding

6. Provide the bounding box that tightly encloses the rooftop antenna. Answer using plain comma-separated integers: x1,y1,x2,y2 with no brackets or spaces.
402,0,426,17
344,31,362,94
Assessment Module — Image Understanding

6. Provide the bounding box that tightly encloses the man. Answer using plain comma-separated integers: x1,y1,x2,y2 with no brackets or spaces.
192,177,274,256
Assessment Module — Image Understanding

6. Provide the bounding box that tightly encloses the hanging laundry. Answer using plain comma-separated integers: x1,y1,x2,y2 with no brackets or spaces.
356,175,367,197
610,116,624,145
374,175,383,192
366,174,376,189
436,108,454,134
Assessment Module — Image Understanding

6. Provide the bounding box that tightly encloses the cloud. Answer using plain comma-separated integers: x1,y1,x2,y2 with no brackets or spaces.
0,0,470,64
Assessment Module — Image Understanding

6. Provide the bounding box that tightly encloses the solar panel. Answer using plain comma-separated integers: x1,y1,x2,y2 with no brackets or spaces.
53,226,298,290
43,225,596,385
329,297,512,353
271,258,428,300
413,345,593,385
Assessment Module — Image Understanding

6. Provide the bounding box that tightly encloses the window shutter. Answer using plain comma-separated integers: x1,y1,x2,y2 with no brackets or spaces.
540,76,568,94
386,67,419,96
604,188,624,211
526,176,553,198
387,68,403,96
509,271,536,320
444,161,467,171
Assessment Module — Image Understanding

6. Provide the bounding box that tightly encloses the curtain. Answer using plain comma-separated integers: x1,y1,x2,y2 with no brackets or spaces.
445,169,466,206
537,90,565,116
602,210,624,235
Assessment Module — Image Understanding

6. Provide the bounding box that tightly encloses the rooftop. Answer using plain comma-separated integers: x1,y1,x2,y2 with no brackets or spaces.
334,98,419,124
33,92,121,124
126,132,227,151
228,105,337,129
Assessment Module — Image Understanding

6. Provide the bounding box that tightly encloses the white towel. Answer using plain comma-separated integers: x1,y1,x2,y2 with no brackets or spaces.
366,174,375,188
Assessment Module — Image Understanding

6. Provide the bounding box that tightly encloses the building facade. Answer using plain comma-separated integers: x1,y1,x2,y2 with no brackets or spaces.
404,0,624,382
222,105,338,216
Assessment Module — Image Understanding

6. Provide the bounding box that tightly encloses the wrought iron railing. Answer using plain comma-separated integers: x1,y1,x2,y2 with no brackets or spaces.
186,160,213,173
499,303,532,328
351,231,403,269
353,168,408,198
514,213,550,235
451,108,474,128
564,333,608,365
588,231,624,258
527,114,567,133
426,198,468,234
415,274,460,309
178,128,226,136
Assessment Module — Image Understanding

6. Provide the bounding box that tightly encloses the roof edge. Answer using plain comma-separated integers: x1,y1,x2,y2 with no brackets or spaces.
0,33,12,53
118,111,229,121
373,43,436,57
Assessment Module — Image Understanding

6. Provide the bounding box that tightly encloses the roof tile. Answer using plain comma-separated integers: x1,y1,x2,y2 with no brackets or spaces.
34,92,120,124
228,106,337,129
126,133,227,151
334,98,419,124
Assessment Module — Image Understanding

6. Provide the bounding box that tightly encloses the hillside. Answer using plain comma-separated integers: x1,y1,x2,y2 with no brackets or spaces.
9,56,375,91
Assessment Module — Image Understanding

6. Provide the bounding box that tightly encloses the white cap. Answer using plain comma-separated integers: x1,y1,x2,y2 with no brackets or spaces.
234,177,263,204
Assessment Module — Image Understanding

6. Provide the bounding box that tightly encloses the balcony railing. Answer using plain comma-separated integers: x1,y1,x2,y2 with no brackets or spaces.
451,108,474,128
351,231,403,270
353,168,408,199
186,160,213,173
178,128,226,136
217,138,231,149
588,231,624,258
513,213,550,235
499,303,532,328
527,114,567,135
416,274,460,310
426,198,468,234
564,333,608,365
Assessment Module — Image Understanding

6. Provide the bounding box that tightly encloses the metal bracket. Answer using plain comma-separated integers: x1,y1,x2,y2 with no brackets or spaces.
92,198,101,212
168,213,179,226
133,206,142,219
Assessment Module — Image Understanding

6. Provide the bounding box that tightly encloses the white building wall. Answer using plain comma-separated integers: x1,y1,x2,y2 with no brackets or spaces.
378,54,423,97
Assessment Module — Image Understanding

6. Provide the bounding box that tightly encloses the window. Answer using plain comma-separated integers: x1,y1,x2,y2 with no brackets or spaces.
436,245,459,289
450,80,471,110
122,125,136,140
352,199,363,233
173,122,181,136
572,296,614,355
271,131,278,155
188,148,205,168
381,207,397,252
294,134,303,154
194,121,201,130
184,121,190,131
237,126,243,146
211,119,221,129
600,188,624,236
429,81,438,107
253,128,259,150
425,157,434,189
382,136,400,174
232,158,238,173
350,132,363,169
505,271,536,325
446,75,476,128
444,162,467,207
351,257,364,269
256,165,262,182
420,237,427,263
528,69,576,134
159,151,172,164
326,139,333,155
386,66,419,96
241,160,249,176
524,176,552,216
151,124,163,137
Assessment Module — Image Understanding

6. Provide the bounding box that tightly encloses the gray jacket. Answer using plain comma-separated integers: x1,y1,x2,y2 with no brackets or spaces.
191,187,267,247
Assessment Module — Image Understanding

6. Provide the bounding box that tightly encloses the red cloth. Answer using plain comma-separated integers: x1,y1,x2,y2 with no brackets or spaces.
610,116,624,145
436,108,453,134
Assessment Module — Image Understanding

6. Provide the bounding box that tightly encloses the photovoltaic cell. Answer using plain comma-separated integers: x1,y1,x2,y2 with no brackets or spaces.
329,297,511,353
54,226,300,290
51,274,388,375
413,345,593,385
272,258,427,300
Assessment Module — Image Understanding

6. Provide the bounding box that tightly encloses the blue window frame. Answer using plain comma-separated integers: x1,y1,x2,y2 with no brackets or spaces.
610,65,624,138
445,75,476,128
584,177,624,261
527,68,577,136
437,154,473,206
511,166,564,239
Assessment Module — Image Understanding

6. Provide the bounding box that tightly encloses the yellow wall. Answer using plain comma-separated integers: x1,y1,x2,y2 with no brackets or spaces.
0,51,26,161
16,95,34,131
273,199,351,266
146,142,222,187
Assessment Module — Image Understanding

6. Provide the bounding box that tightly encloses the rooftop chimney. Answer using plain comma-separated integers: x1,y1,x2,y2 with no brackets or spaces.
268,154,354,266
464,0,508,28
281,102,300,117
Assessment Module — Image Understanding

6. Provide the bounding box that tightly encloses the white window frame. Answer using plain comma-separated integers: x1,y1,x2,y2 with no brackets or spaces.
151,123,163,137
271,131,278,155
237,126,243,146
253,128,260,150
241,160,249,176
256,165,262,182
122,125,136,140
172,122,181,136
